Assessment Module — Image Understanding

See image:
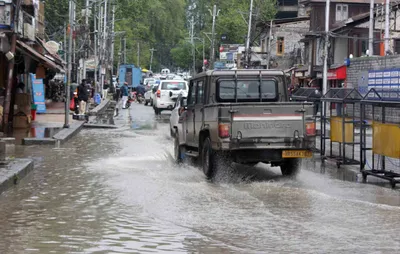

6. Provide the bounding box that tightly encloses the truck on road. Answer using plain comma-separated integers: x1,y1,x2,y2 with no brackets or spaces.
118,64,142,88
173,69,316,178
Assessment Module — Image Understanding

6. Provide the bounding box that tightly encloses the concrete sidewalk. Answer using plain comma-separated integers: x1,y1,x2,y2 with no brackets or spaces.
0,159,34,194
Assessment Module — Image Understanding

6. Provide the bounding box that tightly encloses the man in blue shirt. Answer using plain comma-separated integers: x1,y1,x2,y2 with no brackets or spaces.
121,82,129,109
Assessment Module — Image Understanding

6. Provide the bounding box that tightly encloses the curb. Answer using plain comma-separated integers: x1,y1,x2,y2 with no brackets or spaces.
0,159,34,194
83,123,118,129
22,121,85,146
53,121,85,145
89,99,110,116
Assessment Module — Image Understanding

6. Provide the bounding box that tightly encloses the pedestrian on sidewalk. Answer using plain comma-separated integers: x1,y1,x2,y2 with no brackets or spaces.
121,82,129,109
78,80,89,115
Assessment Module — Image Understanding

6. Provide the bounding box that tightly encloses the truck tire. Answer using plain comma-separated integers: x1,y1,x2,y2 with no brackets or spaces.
280,159,301,176
202,137,217,179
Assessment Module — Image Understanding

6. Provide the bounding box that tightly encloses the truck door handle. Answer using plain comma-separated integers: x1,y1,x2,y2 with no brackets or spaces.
295,109,306,113
229,109,238,113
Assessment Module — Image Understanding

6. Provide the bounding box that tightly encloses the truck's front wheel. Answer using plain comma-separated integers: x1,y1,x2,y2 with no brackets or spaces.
280,159,301,176
202,137,216,179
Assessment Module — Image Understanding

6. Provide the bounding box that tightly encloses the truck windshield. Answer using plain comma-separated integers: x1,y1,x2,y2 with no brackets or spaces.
217,80,278,102
161,82,187,90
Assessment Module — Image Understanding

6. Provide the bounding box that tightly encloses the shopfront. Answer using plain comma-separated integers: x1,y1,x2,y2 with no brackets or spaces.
328,65,347,88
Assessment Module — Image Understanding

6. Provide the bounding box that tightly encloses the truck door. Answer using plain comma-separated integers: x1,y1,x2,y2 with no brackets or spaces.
193,79,205,147
185,81,197,146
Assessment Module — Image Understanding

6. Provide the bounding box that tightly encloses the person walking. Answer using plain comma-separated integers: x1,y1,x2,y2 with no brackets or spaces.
121,82,129,109
78,80,89,115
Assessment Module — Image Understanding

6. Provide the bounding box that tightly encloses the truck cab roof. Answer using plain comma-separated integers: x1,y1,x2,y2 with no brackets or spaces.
192,69,286,79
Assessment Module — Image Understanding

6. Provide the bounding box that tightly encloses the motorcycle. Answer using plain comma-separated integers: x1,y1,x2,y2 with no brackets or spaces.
125,95,134,108
137,93,144,104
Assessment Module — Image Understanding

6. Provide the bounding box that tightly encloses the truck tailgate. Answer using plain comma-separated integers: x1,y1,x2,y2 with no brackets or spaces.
222,103,313,140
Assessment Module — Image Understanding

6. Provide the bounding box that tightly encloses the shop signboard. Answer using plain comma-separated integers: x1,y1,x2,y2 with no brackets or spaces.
368,69,400,100
327,66,347,80
0,4,12,29
220,52,227,60
30,74,46,113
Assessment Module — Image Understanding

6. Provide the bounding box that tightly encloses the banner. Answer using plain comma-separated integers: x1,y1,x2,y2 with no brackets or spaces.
30,73,46,113
368,69,400,101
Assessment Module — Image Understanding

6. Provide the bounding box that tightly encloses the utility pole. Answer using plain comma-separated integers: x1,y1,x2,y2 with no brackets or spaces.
245,0,254,67
73,1,77,83
190,16,196,75
82,0,89,80
137,42,140,67
101,0,108,99
384,0,390,54
63,21,67,62
369,0,374,56
3,0,21,132
266,19,273,69
149,48,157,71
94,2,98,94
210,5,219,69
117,38,122,73
202,38,205,71
110,0,116,75
123,37,126,64
65,0,74,128
322,0,330,97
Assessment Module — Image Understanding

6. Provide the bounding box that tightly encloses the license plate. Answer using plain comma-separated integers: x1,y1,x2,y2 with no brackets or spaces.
282,150,313,158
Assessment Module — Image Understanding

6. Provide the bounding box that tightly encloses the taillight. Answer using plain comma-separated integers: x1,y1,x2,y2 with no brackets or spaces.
218,123,230,138
156,90,161,98
306,122,316,136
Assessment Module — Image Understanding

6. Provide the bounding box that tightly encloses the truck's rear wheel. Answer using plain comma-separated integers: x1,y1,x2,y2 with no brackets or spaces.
280,159,301,176
202,137,215,179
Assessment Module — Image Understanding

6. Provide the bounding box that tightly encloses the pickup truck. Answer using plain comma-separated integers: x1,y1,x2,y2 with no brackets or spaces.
173,69,316,179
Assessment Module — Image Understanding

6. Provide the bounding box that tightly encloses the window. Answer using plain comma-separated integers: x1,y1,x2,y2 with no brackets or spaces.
161,81,187,90
395,39,400,54
336,4,348,21
277,37,284,55
196,81,204,104
217,80,278,102
187,82,197,106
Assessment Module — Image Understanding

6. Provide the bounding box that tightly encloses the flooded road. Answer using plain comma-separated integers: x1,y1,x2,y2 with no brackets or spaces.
0,103,400,253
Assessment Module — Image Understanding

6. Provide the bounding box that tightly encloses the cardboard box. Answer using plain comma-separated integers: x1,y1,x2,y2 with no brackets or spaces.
13,115,31,129
16,106,31,117
15,93,32,107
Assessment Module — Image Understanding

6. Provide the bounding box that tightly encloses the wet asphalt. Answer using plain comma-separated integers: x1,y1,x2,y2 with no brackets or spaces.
0,103,399,253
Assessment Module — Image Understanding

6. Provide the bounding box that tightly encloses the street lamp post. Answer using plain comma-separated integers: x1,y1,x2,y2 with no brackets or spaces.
65,0,75,128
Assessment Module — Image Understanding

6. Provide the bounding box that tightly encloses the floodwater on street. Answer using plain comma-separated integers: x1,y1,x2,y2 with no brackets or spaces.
0,103,400,253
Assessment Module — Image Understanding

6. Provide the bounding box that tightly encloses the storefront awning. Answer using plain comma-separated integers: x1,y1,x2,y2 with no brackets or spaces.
16,40,65,72
328,65,346,80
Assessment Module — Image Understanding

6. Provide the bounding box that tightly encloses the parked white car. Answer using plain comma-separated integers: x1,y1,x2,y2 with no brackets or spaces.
153,80,188,115
169,94,186,137
144,83,159,106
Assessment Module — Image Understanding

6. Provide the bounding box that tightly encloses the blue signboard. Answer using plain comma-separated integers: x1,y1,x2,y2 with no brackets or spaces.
367,69,400,101
30,74,46,113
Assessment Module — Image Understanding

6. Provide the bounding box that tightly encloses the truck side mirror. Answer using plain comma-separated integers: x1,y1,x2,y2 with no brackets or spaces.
181,98,187,107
